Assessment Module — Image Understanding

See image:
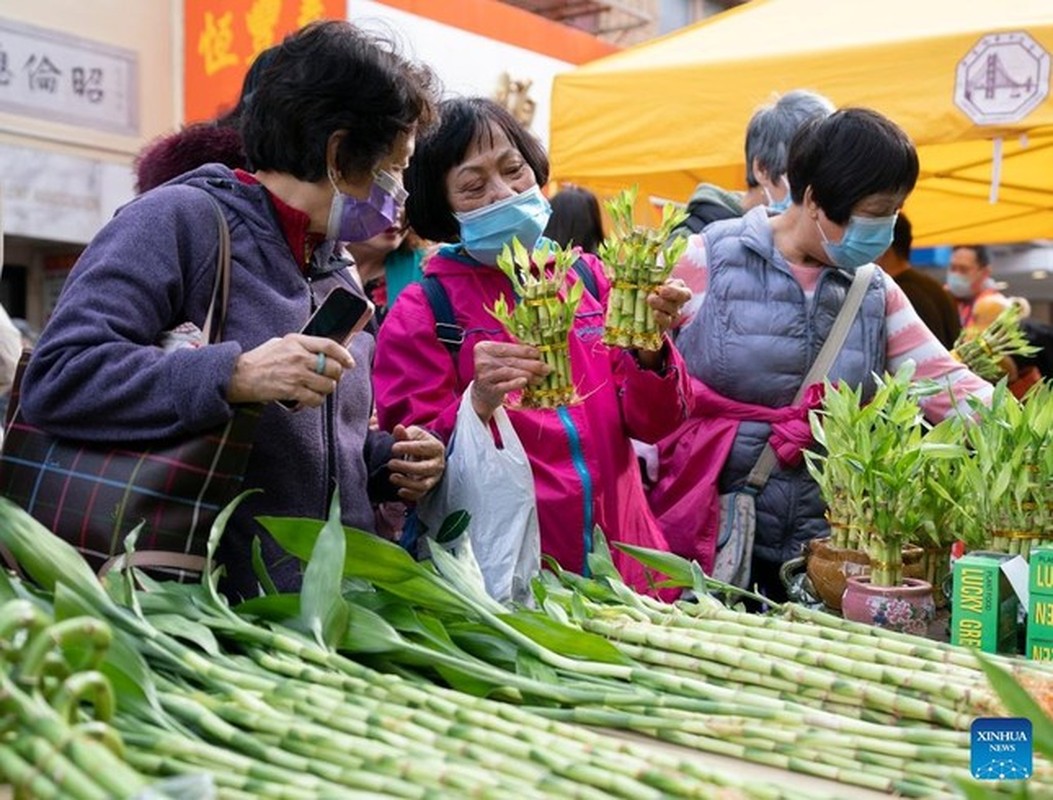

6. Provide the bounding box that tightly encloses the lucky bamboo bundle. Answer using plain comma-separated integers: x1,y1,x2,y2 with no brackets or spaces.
491,237,584,408
951,301,1040,381
597,186,688,351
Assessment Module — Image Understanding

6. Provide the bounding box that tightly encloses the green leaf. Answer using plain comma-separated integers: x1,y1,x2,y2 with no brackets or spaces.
146,614,220,656
586,527,622,582
612,542,694,586
299,492,350,650
100,630,164,720
436,510,471,544
975,653,1053,761
432,662,505,697
0,498,114,615
259,515,435,585
515,650,560,684
447,621,520,668
340,602,408,655
427,540,504,614
498,610,632,665
233,593,300,622
204,490,259,610
251,536,279,596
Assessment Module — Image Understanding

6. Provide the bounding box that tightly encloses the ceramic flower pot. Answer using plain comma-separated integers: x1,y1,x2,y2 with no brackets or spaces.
804,537,926,612
805,538,870,611
841,576,936,636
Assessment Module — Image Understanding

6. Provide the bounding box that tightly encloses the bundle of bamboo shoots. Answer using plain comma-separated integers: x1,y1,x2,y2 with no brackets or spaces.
491,237,584,408
951,301,1039,381
597,186,688,350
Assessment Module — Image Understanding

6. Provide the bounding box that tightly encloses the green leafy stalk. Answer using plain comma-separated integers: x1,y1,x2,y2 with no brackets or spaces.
597,186,687,351
490,237,584,408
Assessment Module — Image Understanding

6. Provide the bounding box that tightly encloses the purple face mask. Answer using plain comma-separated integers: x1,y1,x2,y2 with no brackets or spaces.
326,168,408,243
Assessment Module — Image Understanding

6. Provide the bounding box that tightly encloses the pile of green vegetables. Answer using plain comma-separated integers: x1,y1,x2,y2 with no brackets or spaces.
3,494,1051,799
0,498,805,800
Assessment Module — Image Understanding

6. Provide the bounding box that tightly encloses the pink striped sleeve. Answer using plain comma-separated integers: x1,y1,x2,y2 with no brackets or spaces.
670,233,708,323
882,272,992,420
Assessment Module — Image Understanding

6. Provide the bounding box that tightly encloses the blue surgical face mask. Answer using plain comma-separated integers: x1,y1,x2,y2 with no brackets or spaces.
945,272,976,300
763,176,793,214
453,185,552,265
326,168,407,243
816,212,898,271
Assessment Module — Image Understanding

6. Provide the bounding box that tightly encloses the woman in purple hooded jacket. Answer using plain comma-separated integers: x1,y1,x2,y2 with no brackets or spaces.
20,21,446,598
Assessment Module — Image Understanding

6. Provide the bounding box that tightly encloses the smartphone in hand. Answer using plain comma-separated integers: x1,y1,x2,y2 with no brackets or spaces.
279,286,374,409
301,286,374,346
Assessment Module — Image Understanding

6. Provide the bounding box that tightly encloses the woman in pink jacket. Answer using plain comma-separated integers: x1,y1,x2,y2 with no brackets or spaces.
373,98,691,591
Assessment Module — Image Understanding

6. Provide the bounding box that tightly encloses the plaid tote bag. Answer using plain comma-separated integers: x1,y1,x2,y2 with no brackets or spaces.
0,194,261,576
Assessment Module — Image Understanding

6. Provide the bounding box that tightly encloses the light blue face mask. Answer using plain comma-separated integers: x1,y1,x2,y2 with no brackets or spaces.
816,212,898,271
763,176,793,214
945,272,977,300
453,185,552,265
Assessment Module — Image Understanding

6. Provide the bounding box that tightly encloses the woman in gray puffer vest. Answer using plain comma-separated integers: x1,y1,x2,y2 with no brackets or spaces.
658,109,992,601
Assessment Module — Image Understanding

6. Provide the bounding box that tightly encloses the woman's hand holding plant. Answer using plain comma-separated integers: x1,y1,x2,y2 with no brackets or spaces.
469,340,550,422
634,277,691,370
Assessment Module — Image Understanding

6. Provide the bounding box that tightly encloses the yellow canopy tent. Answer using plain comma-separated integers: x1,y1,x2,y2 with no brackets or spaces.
549,0,1053,246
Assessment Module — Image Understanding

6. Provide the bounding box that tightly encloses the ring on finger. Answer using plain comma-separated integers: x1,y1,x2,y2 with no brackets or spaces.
314,352,327,375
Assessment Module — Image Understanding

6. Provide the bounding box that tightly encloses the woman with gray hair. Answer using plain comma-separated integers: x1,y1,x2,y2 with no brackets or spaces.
676,89,834,234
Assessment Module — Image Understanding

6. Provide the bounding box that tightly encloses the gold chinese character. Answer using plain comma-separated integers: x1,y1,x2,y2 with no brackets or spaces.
245,0,281,64
199,11,240,76
493,72,536,128
298,0,327,27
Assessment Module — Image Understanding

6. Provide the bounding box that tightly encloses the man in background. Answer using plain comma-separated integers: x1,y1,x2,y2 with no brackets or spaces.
875,214,960,349
673,89,835,235
945,244,1010,333
946,243,1043,398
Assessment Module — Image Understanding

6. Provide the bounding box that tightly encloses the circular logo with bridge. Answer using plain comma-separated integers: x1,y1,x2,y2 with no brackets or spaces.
955,31,1050,124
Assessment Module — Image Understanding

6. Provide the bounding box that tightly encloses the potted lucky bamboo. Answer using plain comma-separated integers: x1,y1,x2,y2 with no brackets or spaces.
490,237,585,409
803,380,876,610
597,186,688,350
907,414,981,608
805,365,968,630
957,379,1053,559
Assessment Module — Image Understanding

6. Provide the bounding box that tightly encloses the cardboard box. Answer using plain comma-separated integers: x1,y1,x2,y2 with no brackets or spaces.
951,552,1019,654
1025,636,1053,662
1029,545,1053,598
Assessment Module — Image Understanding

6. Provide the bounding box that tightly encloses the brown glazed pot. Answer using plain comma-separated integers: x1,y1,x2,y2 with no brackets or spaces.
841,576,936,636
804,537,926,612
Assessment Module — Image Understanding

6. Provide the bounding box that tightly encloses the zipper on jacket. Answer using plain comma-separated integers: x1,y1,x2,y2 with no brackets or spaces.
556,405,594,576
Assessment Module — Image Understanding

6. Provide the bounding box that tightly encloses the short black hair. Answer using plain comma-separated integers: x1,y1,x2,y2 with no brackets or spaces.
405,97,549,243
787,108,919,225
241,20,439,183
544,185,605,253
889,212,913,260
953,244,990,267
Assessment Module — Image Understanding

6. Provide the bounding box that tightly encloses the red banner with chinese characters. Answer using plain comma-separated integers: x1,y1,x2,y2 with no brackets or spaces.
184,0,345,124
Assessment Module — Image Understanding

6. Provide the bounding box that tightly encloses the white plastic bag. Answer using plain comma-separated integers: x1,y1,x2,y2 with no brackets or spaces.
416,384,540,604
